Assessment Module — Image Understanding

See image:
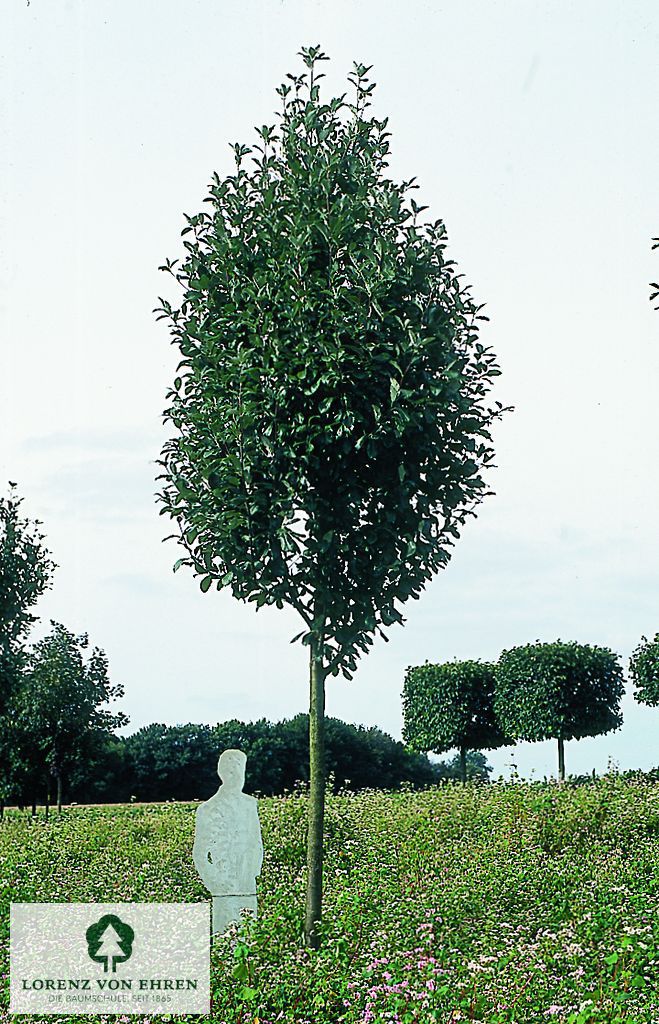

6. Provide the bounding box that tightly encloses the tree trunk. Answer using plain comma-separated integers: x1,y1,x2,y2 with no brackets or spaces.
304,630,326,949
31,800,37,817
45,785,50,821
0,800,4,820
557,736,565,784
57,774,63,814
460,745,467,784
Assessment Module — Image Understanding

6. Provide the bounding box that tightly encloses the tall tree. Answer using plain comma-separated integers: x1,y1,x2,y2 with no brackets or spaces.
156,46,506,945
18,622,127,811
402,660,508,781
494,641,625,782
629,633,659,707
0,486,55,812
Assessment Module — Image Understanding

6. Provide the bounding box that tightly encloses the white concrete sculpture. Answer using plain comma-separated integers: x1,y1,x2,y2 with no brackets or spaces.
193,749,263,936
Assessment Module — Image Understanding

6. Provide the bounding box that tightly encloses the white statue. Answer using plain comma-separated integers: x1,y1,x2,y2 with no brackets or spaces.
193,749,263,936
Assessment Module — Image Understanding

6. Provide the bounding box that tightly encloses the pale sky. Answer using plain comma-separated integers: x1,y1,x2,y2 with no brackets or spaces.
2,0,658,780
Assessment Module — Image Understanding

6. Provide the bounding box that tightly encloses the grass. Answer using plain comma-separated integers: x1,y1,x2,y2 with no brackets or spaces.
1,777,658,1023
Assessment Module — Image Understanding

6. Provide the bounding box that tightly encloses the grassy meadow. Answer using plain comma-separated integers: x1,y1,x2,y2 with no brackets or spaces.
1,778,658,1023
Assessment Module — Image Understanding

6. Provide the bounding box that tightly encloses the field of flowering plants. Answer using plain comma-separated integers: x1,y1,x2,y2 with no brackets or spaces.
1,778,658,1024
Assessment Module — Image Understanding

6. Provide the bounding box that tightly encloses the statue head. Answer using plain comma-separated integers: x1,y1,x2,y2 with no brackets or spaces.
217,748,247,792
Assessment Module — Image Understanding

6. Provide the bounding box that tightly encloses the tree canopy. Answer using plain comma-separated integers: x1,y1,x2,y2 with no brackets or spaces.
403,659,507,754
0,486,55,711
629,633,659,706
156,45,506,678
17,621,127,809
0,486,55,808
494,640,624,780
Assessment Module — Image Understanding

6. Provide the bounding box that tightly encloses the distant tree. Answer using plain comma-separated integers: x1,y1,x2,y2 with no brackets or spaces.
156,46,506,945
0,486,55,813
277,714,440,792
494,641,625,783
122,721,276,801
402,660,508,781
9,713,49,812
213,719,285,793
18,622,127,812
434,749,493,783
629,633,659,707
68,735,130,805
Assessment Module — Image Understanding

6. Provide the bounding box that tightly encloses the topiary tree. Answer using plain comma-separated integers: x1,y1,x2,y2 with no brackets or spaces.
402,660,508,781
494,640,625,782
629,633,659,707
156,45,507,945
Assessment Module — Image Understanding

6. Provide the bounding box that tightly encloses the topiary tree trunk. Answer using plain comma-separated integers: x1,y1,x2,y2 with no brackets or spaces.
305,624,326,948
557,735,565,784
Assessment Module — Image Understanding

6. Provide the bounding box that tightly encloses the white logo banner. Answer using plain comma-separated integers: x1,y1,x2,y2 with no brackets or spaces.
10,902,210,1015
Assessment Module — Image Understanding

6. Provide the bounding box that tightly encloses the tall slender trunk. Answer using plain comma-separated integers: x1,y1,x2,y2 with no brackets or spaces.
459,745,467,784
304,628,326,949
57,774,63,814
0,800,4,820
31,800,37,817
557,736,565,784
45,784,50,821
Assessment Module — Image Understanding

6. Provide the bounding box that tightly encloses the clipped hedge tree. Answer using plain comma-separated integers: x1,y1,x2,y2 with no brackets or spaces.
494,641,624,782
629,633,659,706
156,46,506,946
402,660,508,781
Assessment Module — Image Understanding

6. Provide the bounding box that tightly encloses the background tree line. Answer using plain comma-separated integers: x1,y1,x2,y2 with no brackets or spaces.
28,715,488,808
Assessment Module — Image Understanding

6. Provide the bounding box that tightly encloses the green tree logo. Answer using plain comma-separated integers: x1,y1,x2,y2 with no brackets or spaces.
86,914,134,973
